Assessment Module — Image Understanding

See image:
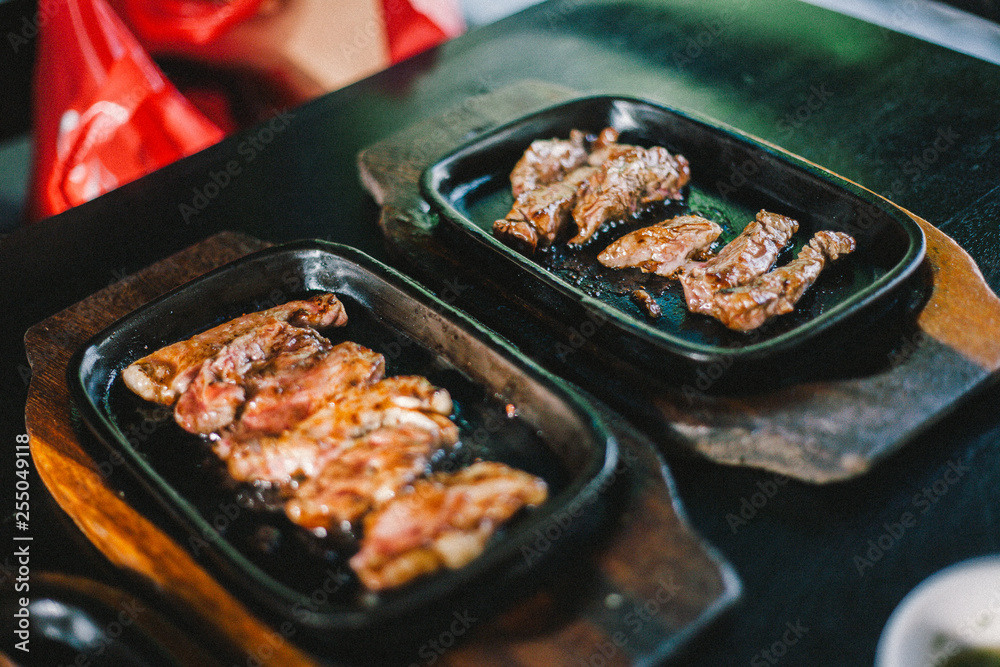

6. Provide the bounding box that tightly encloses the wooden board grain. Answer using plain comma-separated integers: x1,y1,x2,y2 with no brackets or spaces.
357,81,1000,484
24,230,739,666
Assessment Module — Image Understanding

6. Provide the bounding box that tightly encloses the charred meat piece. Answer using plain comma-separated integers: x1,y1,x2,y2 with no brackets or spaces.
510,127,621,197
349,461,548,591
569,146,690,246
214,423,331,487
681,210,799,315
238,341,385,435
175,321,327,434
493,128,635,254
697,231,856,331
175,328,385,435
511,129,587,197
276,375,455,447
597,215,722,277
493,164,599,254
217,375,457,485
631,289,662,319
122,293,348,405
283,425,444,533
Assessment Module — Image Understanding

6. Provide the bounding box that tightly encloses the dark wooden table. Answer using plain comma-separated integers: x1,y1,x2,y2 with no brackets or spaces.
3,1,1000,665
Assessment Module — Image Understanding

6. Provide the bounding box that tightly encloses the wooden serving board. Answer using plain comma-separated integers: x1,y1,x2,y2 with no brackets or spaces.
358,80,1000,484
24,231,739,666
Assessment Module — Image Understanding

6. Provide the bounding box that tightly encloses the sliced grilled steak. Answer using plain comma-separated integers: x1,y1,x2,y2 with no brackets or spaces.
493,164,600,254
681,210,799,315
698,231,856,331
569,145,690,245
597,214,722,277
494,127,651,254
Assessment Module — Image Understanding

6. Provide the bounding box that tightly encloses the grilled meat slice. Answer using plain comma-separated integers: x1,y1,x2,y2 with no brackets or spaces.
494,128,638,254
175,329,385,435
510,129,589,197
631,289,663,318
349,461,548,591
238,341,385,435
279,375,455,445
510,127,621,197
681,210,799,315
175,321,326,434
283,425,444,532
217,375,457,485
122,293,348,405
493,164,599,254
597,215,723,277
569,146,690,246
698,231,856,331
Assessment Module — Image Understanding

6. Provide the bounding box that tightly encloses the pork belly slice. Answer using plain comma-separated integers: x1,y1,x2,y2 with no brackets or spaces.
569,146,690,246
697,231,856,331
175,326,385,434
217,375,456,485
122,293,348,405
239,341,385,435
681,210,799,315
597,215,723,277
349,461,548,591
283,425,448,533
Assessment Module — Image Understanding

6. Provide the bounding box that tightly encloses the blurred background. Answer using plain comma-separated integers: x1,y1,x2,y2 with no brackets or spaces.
0,0,996,231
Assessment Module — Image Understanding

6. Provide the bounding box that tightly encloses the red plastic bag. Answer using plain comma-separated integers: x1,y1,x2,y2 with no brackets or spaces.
28,0,464,222
28,0,225,221
382,0,465,64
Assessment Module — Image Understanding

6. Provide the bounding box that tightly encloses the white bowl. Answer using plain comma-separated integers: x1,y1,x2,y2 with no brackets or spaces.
876,555,1000,667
